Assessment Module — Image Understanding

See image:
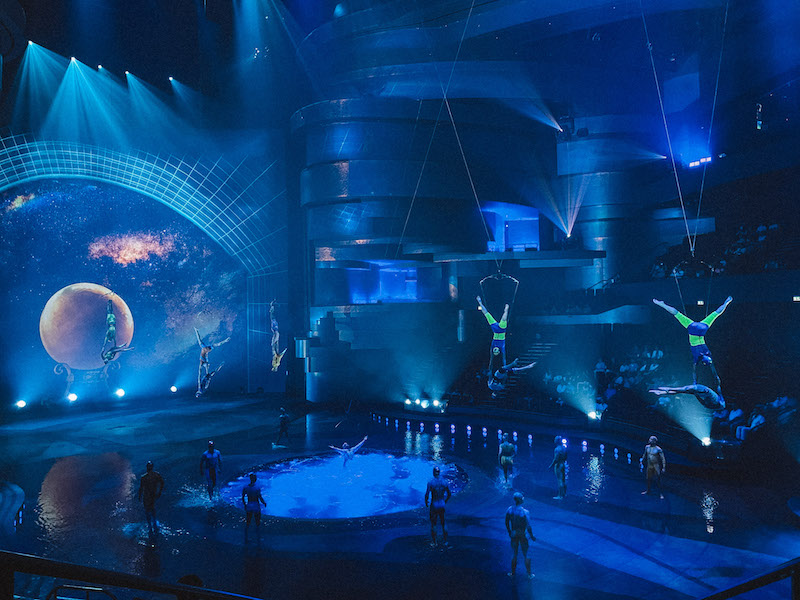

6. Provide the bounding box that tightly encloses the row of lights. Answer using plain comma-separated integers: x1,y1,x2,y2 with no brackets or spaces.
404,398,444,410
14,385,181,409
373,413,712,448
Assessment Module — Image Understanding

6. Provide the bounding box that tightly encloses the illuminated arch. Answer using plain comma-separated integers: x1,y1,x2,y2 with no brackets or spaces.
0,133,286,274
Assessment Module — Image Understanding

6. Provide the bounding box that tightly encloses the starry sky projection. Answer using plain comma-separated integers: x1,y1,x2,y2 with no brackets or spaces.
0,179,247,398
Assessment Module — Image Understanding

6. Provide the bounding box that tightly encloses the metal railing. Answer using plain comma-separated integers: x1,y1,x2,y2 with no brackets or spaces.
0,551,262,600
698,556,800,600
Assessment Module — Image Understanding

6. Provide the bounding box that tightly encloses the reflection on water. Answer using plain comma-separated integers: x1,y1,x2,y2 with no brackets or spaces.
701,491,719,533
219,451,467,519
583,454,605,502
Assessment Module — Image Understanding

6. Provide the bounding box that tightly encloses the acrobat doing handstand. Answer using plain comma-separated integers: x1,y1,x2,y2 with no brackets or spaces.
194,327,230,397
652,296,732,385
477,296,509,367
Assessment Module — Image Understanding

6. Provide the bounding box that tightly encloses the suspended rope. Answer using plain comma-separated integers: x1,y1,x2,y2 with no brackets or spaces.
395,0,479,257
639,0,694,256
479,272,520,309
670,258,716,317
692,0,730,250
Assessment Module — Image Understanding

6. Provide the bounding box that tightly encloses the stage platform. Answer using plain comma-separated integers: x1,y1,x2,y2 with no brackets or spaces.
0,394,798,600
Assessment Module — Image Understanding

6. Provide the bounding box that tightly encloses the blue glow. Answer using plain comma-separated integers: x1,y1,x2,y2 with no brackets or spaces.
170,386,178,393
15,400,26,408
115,388,125,397
67,393,78,402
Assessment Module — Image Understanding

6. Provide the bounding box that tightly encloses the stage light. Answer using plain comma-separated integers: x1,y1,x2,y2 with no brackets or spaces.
688,157,712,168
527,434,533,442
600,444,605,451
414,399,420,405
28,40,33,46
432,399,440,407
170,386,178,393
482,427,487,437
512,431,518,440
419,422,424,431
450,424,456,433
15,400,26,408
98,65,103,70
497,429,503,438
697,300,705,306
588,410,598,419
793,296,800,303
561,438,567,446
169,76,174,81
125,70,129,75
67,393,78,402
582,440,587,446
420,400,429,409
115,388,125,397
385,417,389,425
434,423,440,432
702,437,711,446
406,421,411,430
405,399,411,404
70,57,76,62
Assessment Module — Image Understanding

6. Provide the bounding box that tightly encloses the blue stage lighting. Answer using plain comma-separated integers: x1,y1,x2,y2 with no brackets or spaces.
588,411,598,420
406,421,411,430
434,423,440,432
482,427,487,437
169,76,174,81
170,385,178,393
404,399,411,404
702,437,712,446
688,157,712,168
420,400,429,409
97,65,103,70
432,399,440,407
15,400,26,408
385,417,389,425
582,440,588,446
125,71,129,75
28,40,33,46
70,57,76,62
527,434,533,442
450,424,456,434
513,431,518,440
115,388,125,397
67,393,77,402
414,399,420,405
697,300,705,306
419,422,424,432
793,296,800,303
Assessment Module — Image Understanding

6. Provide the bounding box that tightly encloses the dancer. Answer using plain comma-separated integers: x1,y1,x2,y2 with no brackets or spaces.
498,433,516,482
101,299,116,354
477,296,509,366
242,473,267,535
270,301,287,372
649,384,725,411
275,407,290,445
548,436,567,500
200,440,222,500
641,435,666,499
329,435,368,467
425,466,452,547
101,343,134,365
194,327,230,395
505,492,535,579
652,296,732,384
488,358,537,393
137,461,165,536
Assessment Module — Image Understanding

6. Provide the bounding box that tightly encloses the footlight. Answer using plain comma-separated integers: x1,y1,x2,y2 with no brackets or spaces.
15,400,26,409
434,423,440,432
414,398,420,405
170,385,178,393
701,437,712,446
420,400,429,409
588,410,598,420
450,424,456,434
67,393,78,402
432,399,440,407
405,399,411,405
114,388,125,398
482,427,487,437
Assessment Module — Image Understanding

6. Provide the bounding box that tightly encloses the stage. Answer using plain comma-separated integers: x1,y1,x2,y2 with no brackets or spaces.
0,396,797,600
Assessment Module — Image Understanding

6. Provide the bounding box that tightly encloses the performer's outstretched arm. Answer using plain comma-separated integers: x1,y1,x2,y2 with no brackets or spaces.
351,435,368,454
213,336,231,348
194,327,204,348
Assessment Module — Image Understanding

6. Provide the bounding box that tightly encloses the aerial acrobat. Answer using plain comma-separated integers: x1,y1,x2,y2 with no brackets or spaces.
194,327,230,397
270,300,287,372
477,296,509,367
652,296,732,385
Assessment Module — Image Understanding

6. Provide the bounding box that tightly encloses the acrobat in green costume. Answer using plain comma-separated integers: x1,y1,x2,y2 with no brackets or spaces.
652,296,732,385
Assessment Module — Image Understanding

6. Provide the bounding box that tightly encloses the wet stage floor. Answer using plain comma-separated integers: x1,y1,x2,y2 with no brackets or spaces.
0,395,798,600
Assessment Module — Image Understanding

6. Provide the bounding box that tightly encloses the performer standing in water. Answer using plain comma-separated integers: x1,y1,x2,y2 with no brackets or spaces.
200,440,222,500
425,466,452,547
477,296,509,367
505,492,536,579
652,296,732,384
137,461,165,537
498,433,517,482
641,435,666,499
649,384,725,410
329,435,368,467
194,327,230,396
548,436,568,500
270,300,287,372
241,473,267,536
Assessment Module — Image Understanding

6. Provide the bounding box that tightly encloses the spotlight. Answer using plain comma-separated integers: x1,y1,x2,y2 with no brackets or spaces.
482,427,487,437
169,76,174,81
414,399,420,405
28,40,33,46
70,57,76,62
432,399,440,407
527,434,533,442
98,65,103,70
450,424,455,434
582,440,588,446
434,423,440,432
697,300,705,306
406,421,411,430
15,400,26,408
67,393,78,402
420,400,429,409
419,422,424,431
125,70,130,75
588,410,598,420
115,388,125,398
701,437,711,446
562,438,567,446
793,296,800,303
170,386,178,393
405,399,411,405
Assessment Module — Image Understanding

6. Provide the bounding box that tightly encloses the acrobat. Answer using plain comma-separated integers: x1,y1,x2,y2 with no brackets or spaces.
101,343,134,365
270,300,287,372
196,362,224,398
652,296,732,385
194,327,230,394
329,435,368,467
477,296,509,367
488,359,536,394
649,384,725,411
101,299,117,354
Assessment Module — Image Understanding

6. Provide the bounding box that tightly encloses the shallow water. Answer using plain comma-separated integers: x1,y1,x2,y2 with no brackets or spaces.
219,451,467,519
